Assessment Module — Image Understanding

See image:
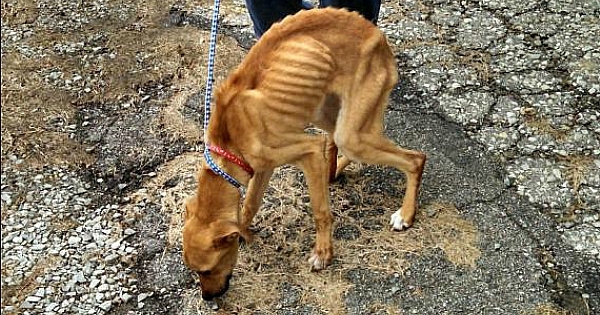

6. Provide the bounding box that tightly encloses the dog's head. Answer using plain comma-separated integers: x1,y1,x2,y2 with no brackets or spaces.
182,195,240,300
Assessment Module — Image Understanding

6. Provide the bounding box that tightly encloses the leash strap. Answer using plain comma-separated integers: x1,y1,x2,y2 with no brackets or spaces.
203,0,221,139
202,0,246,196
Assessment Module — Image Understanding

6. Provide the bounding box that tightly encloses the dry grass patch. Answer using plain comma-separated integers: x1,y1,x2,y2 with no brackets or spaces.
521,108,569,142
521,304,571,315
81,26,224,103
2,0,245,166
459,50,491,82
336,201,480,271
148,155,480,312
1,52,93,167
1,0,38,25
182,276,281,314
128,0,179,26
220,165,479,312
295,270,352,314
50,216,80,232
558,155,594,220
158,89,204,142
131,152,202,248
423,202,480,267
370,302,404,315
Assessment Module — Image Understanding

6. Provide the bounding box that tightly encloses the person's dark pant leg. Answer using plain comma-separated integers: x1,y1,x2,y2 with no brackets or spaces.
319,0,381,24
245,0,307,37
245,0,381,38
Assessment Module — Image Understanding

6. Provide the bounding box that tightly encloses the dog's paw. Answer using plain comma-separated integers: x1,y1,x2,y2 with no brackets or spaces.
390,210,411,231
308,248,332,271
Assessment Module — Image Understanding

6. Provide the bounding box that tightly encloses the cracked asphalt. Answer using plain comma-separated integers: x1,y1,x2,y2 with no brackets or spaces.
1,0,599,314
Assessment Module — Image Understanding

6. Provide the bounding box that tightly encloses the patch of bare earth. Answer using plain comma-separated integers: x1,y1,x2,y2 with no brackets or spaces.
1,0,244,169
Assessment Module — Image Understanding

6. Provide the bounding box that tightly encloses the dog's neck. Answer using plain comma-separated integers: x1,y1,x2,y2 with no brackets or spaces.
196,162,247,223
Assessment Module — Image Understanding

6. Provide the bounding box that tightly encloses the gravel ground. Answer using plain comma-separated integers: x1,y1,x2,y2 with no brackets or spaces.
379,0,600,257
2,0,599,314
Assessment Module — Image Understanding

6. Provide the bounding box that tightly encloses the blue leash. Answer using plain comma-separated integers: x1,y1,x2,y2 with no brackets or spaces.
202,0,220,139
202,0,246,196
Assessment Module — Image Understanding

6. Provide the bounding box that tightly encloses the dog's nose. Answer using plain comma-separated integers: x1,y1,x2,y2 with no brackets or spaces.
201,288,226,301
201,292,218,301
200,273,232,301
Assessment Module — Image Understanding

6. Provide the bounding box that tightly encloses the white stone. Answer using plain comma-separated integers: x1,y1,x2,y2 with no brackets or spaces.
121,293,133,303
90,279,100,289
137,292,149,303
110,240,121,250
25,295,41,303
68,236,81,245
98,301,112,311
45,302,59,312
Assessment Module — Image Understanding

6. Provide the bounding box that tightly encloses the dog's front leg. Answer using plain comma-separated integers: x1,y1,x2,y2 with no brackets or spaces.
240,169,274,242
299,143,334,271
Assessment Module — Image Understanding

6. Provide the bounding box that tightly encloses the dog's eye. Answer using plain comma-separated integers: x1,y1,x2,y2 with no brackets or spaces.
198,270,211,276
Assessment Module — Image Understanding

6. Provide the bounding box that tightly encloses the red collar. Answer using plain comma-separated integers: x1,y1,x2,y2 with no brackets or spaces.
208,145,254,177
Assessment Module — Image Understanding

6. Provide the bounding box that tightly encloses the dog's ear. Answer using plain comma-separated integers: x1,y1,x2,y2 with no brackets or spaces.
213,231,240,249
212,221,240,249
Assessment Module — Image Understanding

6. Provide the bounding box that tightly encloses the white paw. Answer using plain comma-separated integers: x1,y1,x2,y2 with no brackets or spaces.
389,210,410,231
308,253,328,271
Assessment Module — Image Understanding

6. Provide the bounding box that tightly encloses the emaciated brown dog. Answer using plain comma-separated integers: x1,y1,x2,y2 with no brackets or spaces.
183,8,426,300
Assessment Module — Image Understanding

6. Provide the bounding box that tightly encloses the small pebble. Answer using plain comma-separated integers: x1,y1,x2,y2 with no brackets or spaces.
98,301,112,312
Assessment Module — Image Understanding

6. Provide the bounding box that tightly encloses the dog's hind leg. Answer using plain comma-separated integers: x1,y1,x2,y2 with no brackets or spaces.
355,136,425,230
335,67,426,230
240,168,274,242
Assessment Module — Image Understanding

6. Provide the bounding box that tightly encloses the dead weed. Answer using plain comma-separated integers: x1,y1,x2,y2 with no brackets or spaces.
521,304,571,315
562,155,593,193
526,117,569,142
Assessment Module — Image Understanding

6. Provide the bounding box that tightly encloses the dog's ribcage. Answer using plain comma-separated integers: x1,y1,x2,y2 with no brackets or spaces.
260,39,335,108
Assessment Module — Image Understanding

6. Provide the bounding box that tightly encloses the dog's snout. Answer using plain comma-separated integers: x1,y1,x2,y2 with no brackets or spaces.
201,289,225,301
200,273,233,301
